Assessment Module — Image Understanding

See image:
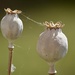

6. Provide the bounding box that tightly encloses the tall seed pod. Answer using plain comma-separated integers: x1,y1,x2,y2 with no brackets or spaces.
37,21,68,75
1,8,23,75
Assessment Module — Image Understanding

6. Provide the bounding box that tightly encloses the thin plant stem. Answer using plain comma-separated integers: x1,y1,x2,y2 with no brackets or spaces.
49,73,56,75
8,48,13,75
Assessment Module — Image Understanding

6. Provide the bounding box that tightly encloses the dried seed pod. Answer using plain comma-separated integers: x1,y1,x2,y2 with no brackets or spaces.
37,21,68,74
0,8,23,75
1,8,23,43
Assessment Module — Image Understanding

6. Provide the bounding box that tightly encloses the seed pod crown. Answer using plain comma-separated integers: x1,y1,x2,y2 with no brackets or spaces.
43,21,64,29
4,8,22,14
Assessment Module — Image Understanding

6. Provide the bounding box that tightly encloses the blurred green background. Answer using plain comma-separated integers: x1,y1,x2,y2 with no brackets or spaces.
0,0,75,75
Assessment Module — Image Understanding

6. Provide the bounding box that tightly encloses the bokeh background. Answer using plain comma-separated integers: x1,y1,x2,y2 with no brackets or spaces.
0,0,75,75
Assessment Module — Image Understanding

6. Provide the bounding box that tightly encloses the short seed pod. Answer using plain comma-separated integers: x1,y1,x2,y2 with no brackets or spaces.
37,21,68,75
1,8,23,46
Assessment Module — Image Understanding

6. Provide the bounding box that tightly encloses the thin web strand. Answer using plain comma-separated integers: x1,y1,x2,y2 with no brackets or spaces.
21,13,44,26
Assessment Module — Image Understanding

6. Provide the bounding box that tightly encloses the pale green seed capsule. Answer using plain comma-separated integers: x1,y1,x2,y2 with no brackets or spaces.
37,21,68,74
1,8,23,43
